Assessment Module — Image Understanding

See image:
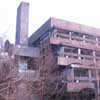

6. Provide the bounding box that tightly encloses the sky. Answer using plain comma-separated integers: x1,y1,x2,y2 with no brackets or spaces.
0,0,100,43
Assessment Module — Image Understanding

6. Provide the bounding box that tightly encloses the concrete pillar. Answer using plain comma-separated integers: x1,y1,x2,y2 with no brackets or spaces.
78,48,81,59
93,51,100,100
83,35,86,43
48,32,51,37
15,2,29,45
71,68,74,81
96,70,100,100
96,37,98,46
52,29,57,38
93,51,96,63
89,70,92,80
69,32,72,40
60,47,64,57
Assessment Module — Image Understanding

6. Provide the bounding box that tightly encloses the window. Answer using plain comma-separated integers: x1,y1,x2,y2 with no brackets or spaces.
81,49,93,56
19,63,27,71
74,68,89,77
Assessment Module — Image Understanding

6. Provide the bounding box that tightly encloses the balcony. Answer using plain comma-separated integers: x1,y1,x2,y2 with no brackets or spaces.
50,33,100,51
57,52,100,68
67,82,95,92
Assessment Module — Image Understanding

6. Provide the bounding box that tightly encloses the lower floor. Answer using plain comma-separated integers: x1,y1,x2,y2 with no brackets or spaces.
43,88,96,100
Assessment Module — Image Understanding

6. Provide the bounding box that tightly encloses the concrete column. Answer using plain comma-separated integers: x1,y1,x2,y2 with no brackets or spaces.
83,35,86,43
15,2,29,45
54,30,58,38
93,51,96,63
78,48,81,59
96,70,100,100
96,37,98,46
48,32,51,37
51,29,57,38
69,32,72,40
93,50,100,99
89,70,92,80
60,47,64,57
71,68,74,81
53,33,57,38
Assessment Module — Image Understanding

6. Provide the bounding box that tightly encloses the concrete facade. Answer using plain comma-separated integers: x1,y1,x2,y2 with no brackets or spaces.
13,2,100,100
27,17,100,100
15,2,29,45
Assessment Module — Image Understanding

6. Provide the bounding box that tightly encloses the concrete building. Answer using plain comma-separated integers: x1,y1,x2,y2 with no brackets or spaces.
28,17,100,100
13,2,100,100
15,2,29,45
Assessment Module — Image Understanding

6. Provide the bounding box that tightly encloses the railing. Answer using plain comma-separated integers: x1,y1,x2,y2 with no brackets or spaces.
57,33,70,39
58,52,100,61
56,33,97,44
57,52,100,67
50,33,100,50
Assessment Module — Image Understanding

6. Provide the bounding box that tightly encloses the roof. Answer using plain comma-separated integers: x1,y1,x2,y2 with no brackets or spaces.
28,17,100,45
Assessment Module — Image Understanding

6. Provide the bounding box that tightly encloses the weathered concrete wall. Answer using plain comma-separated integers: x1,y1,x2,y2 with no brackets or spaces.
14,46,40,58
16,2,29,45
29,17,100,45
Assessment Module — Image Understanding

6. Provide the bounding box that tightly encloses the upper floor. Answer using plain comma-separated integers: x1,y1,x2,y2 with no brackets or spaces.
28,18,100,70
56,45,100,69
50,28,100,51
29,17,100,51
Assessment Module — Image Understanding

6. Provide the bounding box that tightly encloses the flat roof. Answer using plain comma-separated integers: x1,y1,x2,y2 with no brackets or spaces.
29,17,100,44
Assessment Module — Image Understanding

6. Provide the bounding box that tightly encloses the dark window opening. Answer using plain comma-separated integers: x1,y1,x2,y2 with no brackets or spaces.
91,70,96,78
74,68,89,77
81,49,93,56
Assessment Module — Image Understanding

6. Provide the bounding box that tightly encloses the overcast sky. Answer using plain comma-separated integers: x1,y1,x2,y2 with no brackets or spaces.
0,0,100,43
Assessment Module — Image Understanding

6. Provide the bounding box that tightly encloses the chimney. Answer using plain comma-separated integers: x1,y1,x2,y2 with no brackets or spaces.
15,2,29,45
